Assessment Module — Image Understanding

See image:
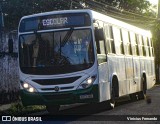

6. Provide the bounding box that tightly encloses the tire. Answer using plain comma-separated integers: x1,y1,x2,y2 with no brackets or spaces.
110,86,116,108
46,105,60,114
107,78,117,109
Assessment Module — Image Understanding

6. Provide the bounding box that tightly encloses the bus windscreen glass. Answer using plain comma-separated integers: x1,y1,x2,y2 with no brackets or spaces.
19,29,94,75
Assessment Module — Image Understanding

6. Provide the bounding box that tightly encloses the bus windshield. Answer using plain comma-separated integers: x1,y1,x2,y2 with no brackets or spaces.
19,29,94,75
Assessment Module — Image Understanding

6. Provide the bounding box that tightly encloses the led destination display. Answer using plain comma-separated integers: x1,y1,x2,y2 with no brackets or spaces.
19,13,91,32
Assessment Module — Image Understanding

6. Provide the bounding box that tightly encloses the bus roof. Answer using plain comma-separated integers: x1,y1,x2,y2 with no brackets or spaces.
20,9,151,37
91,10,152,37
20,9,92,20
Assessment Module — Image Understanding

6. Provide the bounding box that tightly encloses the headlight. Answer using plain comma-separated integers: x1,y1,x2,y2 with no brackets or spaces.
77,75,96,89
21,82,37,93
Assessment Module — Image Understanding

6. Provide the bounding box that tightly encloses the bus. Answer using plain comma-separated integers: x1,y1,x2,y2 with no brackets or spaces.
18,9,155,113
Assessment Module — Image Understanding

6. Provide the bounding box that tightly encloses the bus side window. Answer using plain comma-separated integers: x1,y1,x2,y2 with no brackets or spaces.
145,37,150,57
121,29,131,55
95,27,106,54
97,42,107,64
130,32,138,56
142,36,149,57
149,38,154,57
95,28,107,64
147,38,151,57
113,26,124,55
94,21,107,64
104,24,115,54
137,35,144,56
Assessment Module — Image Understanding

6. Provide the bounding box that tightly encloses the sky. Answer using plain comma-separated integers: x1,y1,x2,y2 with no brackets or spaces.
147,0,158,5
147,0,158,15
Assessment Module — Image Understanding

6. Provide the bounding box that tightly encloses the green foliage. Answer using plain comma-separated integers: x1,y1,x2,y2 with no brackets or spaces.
149,20,160,82
0,102,46,115
152,22,160,62
92,0,152,15
118,0,151,13
2,0,72,30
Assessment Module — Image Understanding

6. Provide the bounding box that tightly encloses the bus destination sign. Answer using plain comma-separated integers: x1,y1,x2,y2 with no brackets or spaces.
42,17,68,27
19,13,91,32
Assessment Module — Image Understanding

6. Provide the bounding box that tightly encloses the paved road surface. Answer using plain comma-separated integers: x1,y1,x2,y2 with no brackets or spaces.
31,85,160,123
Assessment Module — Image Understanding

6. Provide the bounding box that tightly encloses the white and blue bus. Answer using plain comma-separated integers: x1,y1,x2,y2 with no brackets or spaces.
18,9,155,113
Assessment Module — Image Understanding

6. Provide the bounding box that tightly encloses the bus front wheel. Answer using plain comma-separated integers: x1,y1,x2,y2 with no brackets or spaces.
107,78,118,109
46,105,60,114
110,86,116,108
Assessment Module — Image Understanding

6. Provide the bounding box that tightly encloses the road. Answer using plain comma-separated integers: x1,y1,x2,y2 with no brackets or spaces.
31,85,160,123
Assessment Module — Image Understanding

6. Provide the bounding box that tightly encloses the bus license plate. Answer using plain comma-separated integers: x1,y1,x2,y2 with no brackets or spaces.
80,94,93,99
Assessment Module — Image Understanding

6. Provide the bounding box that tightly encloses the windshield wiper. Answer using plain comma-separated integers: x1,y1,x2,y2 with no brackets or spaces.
61,27,74,47
57,27,74,57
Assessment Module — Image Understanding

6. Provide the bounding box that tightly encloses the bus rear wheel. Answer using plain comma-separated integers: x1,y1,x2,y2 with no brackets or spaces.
46,105,60,114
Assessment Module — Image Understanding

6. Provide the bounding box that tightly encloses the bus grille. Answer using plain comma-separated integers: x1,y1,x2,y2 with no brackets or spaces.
33,76,81,85
41,86,74,91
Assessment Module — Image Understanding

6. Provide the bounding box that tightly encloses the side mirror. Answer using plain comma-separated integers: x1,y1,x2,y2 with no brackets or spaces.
95,27,105,41
8,38,13,53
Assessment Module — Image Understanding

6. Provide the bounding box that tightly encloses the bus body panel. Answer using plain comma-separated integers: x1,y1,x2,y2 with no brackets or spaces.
18,9,155,107
132,56,141,93
98,62,110,102
19,62,100,106
125,56,134,94
107,55,127,97
91,9,155,98
20,84,99,106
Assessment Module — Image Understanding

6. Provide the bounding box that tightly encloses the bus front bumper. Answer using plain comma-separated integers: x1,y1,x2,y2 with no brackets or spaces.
20,85,99,106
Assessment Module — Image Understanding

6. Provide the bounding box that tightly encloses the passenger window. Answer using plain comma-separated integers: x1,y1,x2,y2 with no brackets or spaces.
104,24,115,53
130,32,138,55
147,38,151,56
149,38,154,57
122,29,131,55
137,35,143,56
142,36,150,56
113,26,124,54
94,20,107,64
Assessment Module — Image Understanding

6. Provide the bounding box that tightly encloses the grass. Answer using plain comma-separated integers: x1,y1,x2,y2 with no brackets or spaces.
0,102,46,116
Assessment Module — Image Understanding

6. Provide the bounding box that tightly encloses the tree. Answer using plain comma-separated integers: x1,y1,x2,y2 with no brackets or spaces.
2,0,70,30
151,20,160,83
